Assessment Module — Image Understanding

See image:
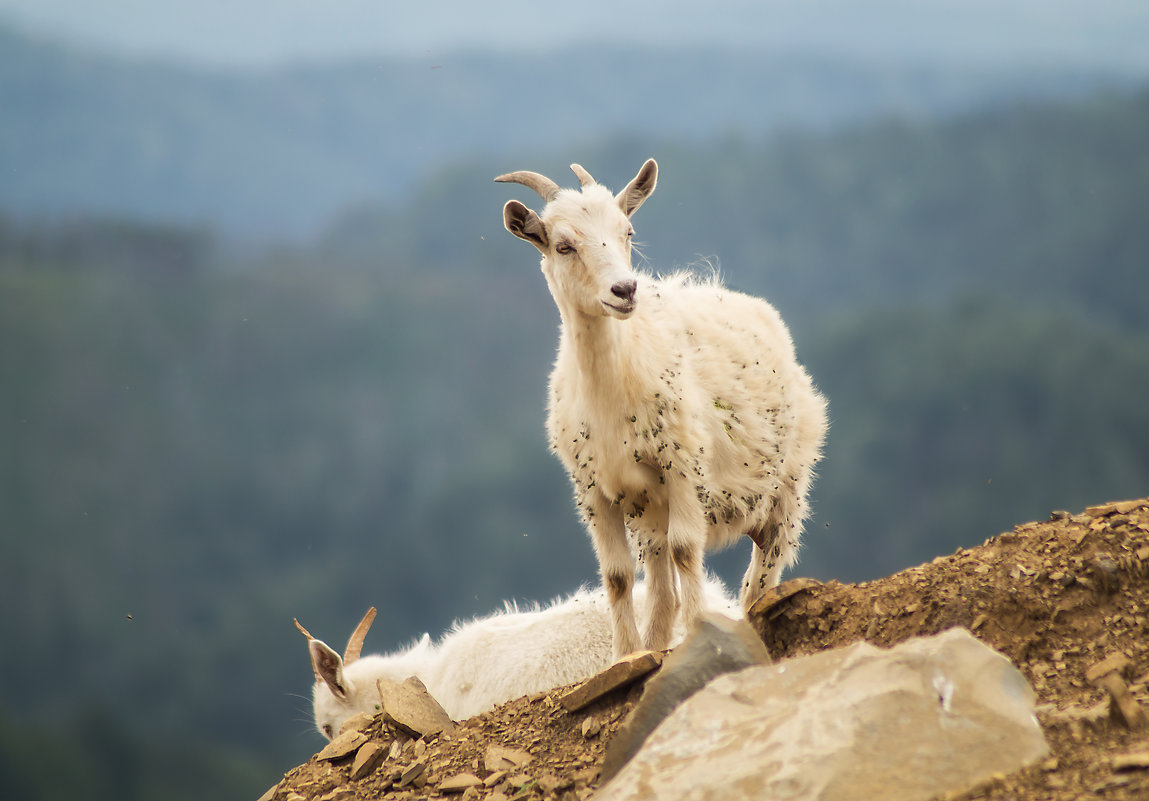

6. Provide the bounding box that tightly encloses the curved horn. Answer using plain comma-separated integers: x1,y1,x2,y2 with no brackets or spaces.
494,170,562,202
344,607,377,665
294,618,316,641
294,618,322,683
569,163,595,188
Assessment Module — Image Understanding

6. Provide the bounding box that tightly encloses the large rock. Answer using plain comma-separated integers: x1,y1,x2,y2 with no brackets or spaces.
376,675,455,737
595,628,1048,801
601,613,770,781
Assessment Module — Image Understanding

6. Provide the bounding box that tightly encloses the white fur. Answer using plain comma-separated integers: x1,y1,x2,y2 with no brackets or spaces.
306,576,737,739
499,160,828,658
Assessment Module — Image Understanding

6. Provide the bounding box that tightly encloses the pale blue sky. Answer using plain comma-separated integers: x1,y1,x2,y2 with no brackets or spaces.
1,0,1148,69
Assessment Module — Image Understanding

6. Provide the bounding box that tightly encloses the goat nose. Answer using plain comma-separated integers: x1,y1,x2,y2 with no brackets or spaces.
611,279,638,302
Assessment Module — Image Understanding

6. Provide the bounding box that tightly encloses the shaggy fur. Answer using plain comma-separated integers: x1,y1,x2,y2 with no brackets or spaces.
497,159,828,657
303,576,737,740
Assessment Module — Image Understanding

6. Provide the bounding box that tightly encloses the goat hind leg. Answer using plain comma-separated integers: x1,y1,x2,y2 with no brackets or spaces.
740,524,785,612
742,477,807,610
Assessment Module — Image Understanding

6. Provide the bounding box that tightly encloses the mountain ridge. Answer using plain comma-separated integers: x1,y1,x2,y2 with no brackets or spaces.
0,22,1137,239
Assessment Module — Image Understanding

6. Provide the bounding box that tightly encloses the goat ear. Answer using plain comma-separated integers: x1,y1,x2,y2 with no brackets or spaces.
309,639,350,701
503,200,549,252
617,158,658,217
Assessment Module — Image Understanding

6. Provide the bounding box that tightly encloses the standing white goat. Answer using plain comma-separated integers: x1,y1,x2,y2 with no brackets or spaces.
496,159,828,658
296,577,737,740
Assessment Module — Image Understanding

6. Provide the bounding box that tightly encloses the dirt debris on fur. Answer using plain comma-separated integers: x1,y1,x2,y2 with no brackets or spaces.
263,497,1149,801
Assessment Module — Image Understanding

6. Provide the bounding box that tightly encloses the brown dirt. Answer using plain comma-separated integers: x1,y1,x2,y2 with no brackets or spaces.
262,497,1149,801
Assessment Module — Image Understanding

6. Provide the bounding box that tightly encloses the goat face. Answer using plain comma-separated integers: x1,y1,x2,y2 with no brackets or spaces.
307,639,435,740
543,187,638,319
499,160,658,320
298,608,434,741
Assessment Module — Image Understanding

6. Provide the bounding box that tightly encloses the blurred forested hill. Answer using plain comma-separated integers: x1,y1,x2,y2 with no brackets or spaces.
0,21,1136,240
1,25,1148,800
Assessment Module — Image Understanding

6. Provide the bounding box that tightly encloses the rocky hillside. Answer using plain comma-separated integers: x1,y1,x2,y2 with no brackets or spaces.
262,497,1149,801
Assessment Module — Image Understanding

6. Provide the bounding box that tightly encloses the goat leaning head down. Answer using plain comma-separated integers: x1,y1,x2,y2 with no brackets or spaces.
496,160,657,321
295,608,391,740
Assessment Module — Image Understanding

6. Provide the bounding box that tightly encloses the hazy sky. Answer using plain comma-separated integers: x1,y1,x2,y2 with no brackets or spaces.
1,0,1148,69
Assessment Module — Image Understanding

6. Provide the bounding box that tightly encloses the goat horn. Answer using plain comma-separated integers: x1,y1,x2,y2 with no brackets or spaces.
344,607,377,665
569,164,595,187
494,170,562,202
294,618,322,683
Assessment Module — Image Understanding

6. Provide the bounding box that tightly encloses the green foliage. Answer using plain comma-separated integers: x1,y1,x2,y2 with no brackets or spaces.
0,239,595,785
326,86,1149,330
0,216,215,275
805,299,1149,579
615,88,1149,330
0,703,273,801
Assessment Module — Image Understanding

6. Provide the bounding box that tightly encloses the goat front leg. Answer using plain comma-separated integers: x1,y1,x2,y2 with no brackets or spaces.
585,491,642,658
640,533,676,651
663,475,707,639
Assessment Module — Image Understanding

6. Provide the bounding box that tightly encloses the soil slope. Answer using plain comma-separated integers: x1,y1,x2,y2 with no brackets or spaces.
263,497,1149,801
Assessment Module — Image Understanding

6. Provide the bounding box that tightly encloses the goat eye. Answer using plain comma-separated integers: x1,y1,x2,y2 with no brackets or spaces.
555,243,575,255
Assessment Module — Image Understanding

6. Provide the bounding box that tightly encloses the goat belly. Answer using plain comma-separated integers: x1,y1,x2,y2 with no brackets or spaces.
596,456,661,504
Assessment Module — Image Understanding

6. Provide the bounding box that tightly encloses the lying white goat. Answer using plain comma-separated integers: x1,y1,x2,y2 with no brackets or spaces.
497,160,828,658
297,576,737,740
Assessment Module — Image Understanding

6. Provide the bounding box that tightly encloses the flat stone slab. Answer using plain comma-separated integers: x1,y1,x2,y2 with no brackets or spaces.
349,741,386,780
483,744,534,773
439,772,483,793
1086,652,1133,683
1095,672,1148,730
377,675,455,737
316,730,369,762
1085,498,1147,516
1112,751,1149,772
338,712,375,737
747,578,823,619
558,650,663,712
395,760,427,789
